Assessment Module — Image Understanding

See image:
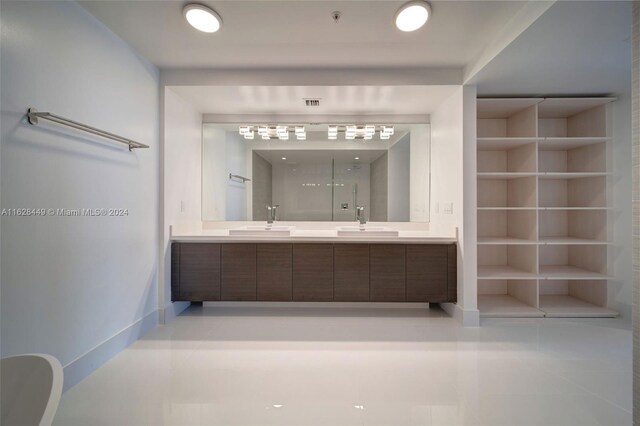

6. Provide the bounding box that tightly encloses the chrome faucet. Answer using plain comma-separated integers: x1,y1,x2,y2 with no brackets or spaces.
266,205,279,226
356,206,366,227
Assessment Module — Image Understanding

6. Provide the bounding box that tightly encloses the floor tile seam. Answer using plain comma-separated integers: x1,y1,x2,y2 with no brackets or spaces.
552,373,632,414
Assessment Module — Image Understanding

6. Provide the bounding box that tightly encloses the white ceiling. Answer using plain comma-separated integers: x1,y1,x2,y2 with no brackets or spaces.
80,1,527,69
468,1,632,96
170,85,457,115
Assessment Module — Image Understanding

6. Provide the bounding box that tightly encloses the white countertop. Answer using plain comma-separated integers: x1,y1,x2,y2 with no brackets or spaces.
170,225,457,244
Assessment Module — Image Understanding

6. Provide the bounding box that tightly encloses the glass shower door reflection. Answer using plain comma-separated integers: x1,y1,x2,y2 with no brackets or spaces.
332,161,370,222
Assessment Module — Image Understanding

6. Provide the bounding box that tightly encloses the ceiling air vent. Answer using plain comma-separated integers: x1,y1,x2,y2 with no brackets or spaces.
304,98,321,107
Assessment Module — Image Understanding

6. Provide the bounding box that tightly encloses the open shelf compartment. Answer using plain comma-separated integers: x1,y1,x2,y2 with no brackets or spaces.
477,99,539,139
538,209,608,244
478,245,538,279
478,280,543,318
539,280,617,318
538,176,606,208
478,176,537,208
537,98,613,138
538,141,606,173
478,210,537,244
538,245,608,280
478,142,537,173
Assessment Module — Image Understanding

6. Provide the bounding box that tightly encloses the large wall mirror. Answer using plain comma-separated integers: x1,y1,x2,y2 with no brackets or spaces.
202,123,430,222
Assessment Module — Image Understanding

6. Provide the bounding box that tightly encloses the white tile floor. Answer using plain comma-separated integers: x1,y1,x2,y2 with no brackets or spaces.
53,306,632,425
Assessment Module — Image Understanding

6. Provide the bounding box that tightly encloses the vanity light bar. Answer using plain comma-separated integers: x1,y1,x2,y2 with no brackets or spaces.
239,125,306,140
328,125,338,140
329,125,395,140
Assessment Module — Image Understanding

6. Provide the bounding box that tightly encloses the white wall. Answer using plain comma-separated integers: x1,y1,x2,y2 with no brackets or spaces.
202,126,226,220
388,134,410,221
272,162,334,221
251,152,272,221
225,132,248,221
161,88,202,318
409,125,431,222
610,89,633,319
202,127,248,221
430,86,479,326
333,162,371,222
370,153,388,221
0,1,160,388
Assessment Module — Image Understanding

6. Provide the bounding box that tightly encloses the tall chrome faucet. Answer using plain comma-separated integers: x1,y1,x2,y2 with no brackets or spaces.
356,206,366,227
266,205,279,226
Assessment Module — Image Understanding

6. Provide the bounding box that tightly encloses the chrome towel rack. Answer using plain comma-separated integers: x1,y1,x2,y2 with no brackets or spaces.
229,173,251,183
26,108,149,151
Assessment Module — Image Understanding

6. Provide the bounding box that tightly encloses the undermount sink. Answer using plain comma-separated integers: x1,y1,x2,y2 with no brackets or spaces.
336,226,399,237
229,225,295,236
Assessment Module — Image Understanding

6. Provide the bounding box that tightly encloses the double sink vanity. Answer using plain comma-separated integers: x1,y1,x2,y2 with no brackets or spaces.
173,122,458,306
171,224,457,305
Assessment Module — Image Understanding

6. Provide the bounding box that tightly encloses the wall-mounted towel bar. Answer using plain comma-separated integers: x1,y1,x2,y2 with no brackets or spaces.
229,173,251,183
26,108,149,151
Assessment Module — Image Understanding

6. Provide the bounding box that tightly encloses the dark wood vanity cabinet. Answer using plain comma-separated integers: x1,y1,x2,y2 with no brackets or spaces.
172,243,221,301
257,244,293,301
292,244,334,301
370,244,406,302
221,244,257,301
406,245,448,302
334,244,369,302
172,242,457,304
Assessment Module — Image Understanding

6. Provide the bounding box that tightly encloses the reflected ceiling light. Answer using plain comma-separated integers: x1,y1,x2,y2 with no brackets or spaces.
345,125,357,140
295,126,306,140
394,1,431,32
183,4,222,33
281,157,287,160
238,126,254,140
354,157,360,160
328,124,395,140
328,125,338,140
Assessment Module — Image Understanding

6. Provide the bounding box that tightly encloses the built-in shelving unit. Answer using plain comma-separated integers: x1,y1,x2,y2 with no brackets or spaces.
476,97,617,318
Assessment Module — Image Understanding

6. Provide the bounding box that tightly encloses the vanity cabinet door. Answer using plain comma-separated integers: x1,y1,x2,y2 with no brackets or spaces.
370,244,406,302
257,244,293,301
221,244,257,301
173,243,221,301
406,245,448,302
293,244,333,301
334,244,369,302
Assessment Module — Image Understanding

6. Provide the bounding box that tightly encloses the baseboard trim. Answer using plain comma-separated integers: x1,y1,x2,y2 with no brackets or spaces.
62,309,158,392
440,303,480,327
159,301,191,324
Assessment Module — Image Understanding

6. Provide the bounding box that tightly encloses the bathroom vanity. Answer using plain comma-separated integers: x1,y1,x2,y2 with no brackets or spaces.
171,227,457,304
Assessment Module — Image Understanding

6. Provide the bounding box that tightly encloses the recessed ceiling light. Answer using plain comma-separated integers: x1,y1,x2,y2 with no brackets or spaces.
354,157,360,160
281,157,287,160
183,4,222,33
395,1,431,32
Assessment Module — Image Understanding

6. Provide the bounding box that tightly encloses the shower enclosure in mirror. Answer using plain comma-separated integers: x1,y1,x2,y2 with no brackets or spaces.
202,123,430,222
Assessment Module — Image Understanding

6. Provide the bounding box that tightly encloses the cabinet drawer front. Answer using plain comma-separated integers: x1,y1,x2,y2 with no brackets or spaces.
370,244,406,302
293,244,334,301
257,244,293,301
406,245,448,302
177,243,221,301
222,244,257,301
334,244,370,302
